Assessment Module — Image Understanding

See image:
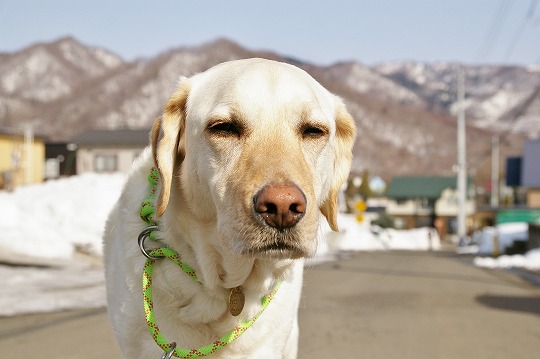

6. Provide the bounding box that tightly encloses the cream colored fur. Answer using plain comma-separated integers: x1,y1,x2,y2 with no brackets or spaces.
104,58,356,359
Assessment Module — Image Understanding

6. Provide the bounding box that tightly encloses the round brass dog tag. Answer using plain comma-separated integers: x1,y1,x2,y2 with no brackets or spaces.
228,286,245,316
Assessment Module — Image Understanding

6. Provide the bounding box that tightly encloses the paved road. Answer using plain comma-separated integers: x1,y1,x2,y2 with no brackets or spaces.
299,251,540,359
1,250,539,359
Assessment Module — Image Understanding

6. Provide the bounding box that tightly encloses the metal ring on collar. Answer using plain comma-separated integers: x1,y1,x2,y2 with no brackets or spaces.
160,342,177,359
138,225,161,260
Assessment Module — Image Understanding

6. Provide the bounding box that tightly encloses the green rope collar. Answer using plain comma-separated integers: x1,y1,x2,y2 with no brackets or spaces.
138,168,281,358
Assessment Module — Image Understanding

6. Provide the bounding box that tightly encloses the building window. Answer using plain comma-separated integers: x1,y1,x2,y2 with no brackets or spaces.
94,154,117,173
418,197,434,210
45,158,60,179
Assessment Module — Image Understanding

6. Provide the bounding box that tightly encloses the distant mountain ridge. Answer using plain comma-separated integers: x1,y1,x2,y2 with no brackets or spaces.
1,37,537,183
375,61,540,135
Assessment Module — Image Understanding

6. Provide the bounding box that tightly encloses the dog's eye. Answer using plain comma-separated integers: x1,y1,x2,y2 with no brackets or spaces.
301,124,328,139
207,120,243,137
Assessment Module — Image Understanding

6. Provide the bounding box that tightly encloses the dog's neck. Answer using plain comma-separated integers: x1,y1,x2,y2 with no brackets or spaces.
159,195,294,294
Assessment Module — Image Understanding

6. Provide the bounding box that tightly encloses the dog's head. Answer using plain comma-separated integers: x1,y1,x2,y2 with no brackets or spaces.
152,59,356,259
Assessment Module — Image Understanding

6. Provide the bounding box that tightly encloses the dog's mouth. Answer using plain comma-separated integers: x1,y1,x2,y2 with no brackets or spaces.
259,241,296,252
238,228,313,259
246,245,307,259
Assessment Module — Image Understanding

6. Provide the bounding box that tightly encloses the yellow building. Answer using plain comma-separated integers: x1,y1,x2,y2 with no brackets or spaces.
0,129,44,189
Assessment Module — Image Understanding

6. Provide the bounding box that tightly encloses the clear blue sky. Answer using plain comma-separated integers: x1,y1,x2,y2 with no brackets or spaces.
1,0,539,66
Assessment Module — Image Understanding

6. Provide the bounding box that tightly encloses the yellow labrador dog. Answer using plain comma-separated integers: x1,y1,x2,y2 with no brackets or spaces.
104,58,356,359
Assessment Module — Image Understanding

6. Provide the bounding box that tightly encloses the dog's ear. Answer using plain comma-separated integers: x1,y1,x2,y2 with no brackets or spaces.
151,79,191,217
320,98,356,231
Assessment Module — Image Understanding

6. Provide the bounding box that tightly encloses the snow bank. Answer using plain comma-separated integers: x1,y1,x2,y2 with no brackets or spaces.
319,213,440,256
474,248,540,271
476,223,529,255
0,173,126,263
470,222,540,271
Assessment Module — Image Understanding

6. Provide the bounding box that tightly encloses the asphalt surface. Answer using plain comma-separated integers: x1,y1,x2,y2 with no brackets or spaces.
299,251,540,359
1,250,539,359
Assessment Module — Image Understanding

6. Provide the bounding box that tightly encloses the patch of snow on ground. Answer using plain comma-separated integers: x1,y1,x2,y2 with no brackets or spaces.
0,260,106,316
473,248,540,271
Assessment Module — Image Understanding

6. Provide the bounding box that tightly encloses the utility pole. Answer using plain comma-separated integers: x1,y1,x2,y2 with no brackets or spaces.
24,124,34,185
457,69,467,242
491,136,500,208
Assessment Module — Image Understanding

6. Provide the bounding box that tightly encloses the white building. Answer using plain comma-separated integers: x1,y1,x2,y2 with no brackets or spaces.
73,129,149,174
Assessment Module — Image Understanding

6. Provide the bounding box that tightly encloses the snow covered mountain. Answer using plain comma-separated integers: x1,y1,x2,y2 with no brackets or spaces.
0,36,122,102
0,36,124,127
373,62,540,135
0,37,535,182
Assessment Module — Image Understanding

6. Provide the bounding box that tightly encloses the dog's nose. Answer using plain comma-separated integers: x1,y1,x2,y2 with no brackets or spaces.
254,183,306,230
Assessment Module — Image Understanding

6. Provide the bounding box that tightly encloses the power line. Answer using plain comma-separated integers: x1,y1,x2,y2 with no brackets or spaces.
477,0,513,62
527,0,539,19
505,0,539,61
529,0,540,63
505,22,528,61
